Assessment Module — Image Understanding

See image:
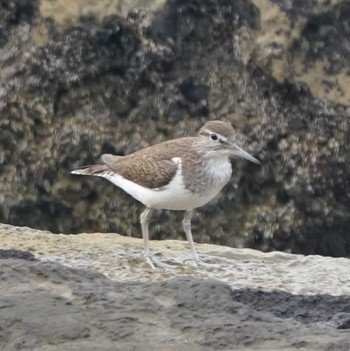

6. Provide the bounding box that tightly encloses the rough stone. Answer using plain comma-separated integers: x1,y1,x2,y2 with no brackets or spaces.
1,224,350,350
0,0,350,257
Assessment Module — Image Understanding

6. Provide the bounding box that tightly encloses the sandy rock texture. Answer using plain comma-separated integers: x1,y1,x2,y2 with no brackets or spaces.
1,224,350,350
0,0,349,257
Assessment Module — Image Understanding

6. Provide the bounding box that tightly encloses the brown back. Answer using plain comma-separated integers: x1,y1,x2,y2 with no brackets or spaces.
102,137,198,189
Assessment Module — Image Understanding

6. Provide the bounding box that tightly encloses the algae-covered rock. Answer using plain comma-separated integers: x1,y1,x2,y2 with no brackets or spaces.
1,0,349,256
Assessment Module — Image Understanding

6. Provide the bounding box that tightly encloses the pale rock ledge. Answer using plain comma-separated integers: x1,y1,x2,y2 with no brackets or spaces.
2,223,350,351
1,223,349,296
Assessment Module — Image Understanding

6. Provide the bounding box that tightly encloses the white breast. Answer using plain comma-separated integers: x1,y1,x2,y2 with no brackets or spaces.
99,157,232,211
198,157,232,202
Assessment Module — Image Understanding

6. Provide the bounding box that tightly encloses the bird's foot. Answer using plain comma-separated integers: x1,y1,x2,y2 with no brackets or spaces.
184,254,222,269
142,252,221,270
144,252,179,269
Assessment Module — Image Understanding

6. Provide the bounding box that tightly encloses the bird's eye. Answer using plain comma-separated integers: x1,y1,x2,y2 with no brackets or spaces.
210,133,219,141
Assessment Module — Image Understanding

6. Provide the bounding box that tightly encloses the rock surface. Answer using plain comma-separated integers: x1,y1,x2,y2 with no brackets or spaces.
0,0,350,256
1,224,350,350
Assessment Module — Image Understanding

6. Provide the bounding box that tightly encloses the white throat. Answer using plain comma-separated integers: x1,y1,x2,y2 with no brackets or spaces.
203,155,232,187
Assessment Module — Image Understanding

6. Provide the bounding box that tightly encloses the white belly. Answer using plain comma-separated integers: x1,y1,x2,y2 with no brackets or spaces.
99,166,230,211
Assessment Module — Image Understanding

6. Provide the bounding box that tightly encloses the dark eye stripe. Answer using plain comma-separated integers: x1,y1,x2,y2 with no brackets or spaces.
200,129,227,142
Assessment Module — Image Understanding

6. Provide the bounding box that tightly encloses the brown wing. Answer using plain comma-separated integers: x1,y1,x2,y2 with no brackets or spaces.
104,157,178,188
101,137,194,189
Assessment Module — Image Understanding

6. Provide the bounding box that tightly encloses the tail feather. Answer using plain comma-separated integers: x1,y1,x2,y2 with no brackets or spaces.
71,164,108,176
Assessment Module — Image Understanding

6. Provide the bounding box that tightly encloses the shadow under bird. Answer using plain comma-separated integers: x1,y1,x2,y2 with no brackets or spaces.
71,120,260,268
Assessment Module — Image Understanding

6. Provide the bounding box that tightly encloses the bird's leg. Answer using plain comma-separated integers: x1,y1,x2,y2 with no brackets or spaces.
182,210,200,265
140,207,154,264
140,207,175,269
182,210,221,268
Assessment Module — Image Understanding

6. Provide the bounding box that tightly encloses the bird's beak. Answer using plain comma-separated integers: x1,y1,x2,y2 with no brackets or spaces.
231,143,261,165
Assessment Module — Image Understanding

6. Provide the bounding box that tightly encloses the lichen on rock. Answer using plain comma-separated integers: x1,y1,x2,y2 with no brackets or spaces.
0,0,350,257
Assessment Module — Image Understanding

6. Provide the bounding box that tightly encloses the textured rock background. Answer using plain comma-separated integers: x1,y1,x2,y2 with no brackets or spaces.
1,0,350,256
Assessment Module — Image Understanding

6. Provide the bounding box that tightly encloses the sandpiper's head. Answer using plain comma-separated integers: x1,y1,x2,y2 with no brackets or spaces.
198,120,260,164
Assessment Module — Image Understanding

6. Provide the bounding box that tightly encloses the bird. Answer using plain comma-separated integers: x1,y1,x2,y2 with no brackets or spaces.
71,120,260,268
